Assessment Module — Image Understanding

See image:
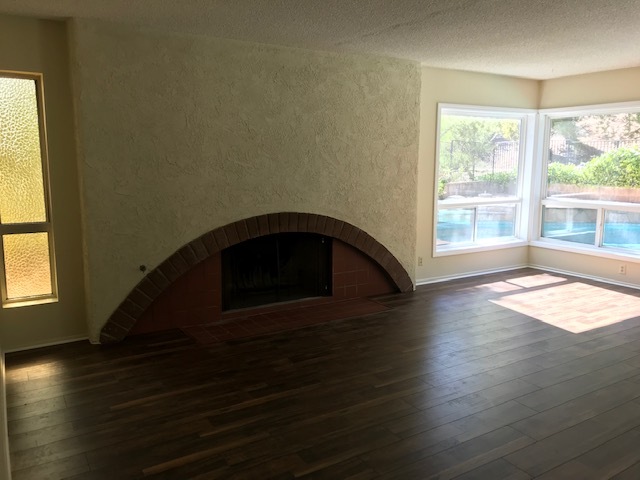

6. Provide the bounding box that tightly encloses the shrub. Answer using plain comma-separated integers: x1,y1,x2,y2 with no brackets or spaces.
582,146,640,187
438,178,447,199
476,171,517,187
547,162,583,185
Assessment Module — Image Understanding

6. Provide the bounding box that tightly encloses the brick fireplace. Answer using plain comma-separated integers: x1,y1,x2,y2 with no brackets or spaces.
100,213,413,343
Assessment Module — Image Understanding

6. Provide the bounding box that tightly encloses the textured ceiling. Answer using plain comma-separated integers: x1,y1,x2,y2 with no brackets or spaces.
1,0,640,79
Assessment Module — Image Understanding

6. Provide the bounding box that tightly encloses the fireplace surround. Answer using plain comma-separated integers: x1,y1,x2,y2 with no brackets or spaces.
99,213,413,343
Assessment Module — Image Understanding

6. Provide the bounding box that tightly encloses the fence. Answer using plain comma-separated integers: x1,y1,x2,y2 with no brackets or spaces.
549,139,637,165
442,140,519,181
442,139,638,183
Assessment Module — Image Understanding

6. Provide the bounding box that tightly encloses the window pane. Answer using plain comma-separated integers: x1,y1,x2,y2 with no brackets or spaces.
546,113,640,203
477,205,516,241
541,207,597,245
2,232,52,299
603,210,640,250
438,114,521,202
437,208,474,246
0,77,47,223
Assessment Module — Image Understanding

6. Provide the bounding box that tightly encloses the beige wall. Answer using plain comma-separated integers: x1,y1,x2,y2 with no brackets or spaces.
532,66,640,286
69,20,421,342
0,349,9,480
415,67,539,282
0,16,87,351
540,66,640,108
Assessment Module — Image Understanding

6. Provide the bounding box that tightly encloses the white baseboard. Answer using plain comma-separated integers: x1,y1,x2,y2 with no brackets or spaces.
415,264,528,286
415,262,640,292
4,335,88,354
528,264,640,291
0,350,11,480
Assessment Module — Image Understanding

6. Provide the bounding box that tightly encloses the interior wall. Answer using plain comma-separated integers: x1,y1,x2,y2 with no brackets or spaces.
415,67,539,283
532,66,640,287
0,15,87,351
539,66,640,108
0,349,9,480
69,20,421,342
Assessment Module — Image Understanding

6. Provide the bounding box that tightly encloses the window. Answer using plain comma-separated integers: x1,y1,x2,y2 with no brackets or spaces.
0,73,57,307
537,103,640,255
434,105,535,254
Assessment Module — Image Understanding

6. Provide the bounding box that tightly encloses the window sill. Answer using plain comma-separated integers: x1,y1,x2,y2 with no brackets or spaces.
434,239,528,257
530,239,640,263
2,296,58,309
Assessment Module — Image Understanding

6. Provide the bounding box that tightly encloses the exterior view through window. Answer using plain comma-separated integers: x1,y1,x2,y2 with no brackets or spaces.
435,106,532,253
0,73,56,306
541,107,640,252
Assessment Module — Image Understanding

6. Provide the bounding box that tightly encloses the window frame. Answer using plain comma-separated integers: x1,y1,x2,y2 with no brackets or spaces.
531,101,640,260
0,71,58,308
433,103,537,257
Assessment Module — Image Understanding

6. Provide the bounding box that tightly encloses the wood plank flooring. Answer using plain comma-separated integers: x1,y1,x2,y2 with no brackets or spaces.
5,268,640,479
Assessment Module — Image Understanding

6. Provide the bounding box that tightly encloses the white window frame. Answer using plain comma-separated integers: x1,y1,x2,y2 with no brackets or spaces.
433,104,536,257
531,101,640,262
0,71,58,308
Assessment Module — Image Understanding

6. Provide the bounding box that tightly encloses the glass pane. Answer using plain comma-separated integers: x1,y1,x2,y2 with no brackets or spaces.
2,232,52,299
437,208,474,246
603,210,640,251
477,205,516,241
0,77,47,223
546,113,640,203
438,114,521,203
541,207,597,245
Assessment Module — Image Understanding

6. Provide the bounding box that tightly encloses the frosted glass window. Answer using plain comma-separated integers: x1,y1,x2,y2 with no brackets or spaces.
3,233,52,299
0,77,47,223
0,72,56,306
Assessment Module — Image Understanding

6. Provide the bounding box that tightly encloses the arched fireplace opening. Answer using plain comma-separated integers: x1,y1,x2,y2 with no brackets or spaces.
100,213,413,343
222,232,332,310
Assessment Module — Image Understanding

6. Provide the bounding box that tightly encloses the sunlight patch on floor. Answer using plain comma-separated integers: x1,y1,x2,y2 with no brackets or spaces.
506,273,567,289
491,282,640,333
464,281,524,294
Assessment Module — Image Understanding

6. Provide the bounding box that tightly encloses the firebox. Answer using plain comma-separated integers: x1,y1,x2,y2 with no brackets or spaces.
221,233,332,310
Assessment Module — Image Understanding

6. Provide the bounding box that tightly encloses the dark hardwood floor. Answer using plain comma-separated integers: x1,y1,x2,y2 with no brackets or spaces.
5,268,640,479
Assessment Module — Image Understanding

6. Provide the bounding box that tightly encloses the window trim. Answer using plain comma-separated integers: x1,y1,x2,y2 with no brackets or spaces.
533,100,640,261
433,103,537,257
0,71,58,308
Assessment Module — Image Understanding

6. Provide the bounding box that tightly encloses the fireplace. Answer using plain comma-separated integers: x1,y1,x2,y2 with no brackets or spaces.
221,233,331,310
102,213,414,343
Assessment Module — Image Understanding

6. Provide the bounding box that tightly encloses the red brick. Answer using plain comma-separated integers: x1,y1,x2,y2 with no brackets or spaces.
322,217,334,236
223,224,240,247
289,213,299,232
137,277,162,299
201,232,219,254
332,220,345,238
235,220,250,243
190,238,210,262
308,214,319,233
316,215,327,234
213,228,230,250
246,216,260,238
298,213,309,232
257,215,270,236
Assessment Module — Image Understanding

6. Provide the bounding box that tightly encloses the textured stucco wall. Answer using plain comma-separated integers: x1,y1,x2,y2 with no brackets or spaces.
69,20,420,342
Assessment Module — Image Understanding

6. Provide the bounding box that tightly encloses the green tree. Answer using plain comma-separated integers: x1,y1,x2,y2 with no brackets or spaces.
439,116,519,182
